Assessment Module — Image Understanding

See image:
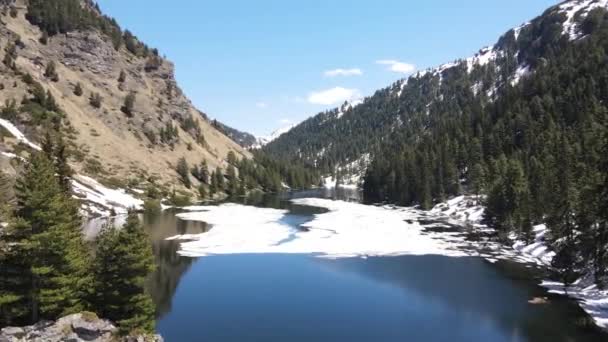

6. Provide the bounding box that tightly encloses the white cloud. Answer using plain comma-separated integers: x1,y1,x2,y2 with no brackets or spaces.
256,102,268,108
324,68,363,77
307,87,361,106
376,60,416,74
279,118,292,124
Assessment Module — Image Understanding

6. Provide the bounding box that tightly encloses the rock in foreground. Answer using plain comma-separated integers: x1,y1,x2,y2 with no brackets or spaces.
0,313,162,342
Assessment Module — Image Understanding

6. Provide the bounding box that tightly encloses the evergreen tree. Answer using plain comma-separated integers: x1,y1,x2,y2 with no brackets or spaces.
53,135,73,193
227,151,237,165
91,212,155,335
215,167,225,191
199,160,209,185
227,166,238,196
198,183,207,200
209,171,217,197
89,93,102,108
73,82,83,97
0,153,89,324
44,61,59,82
484,158,529,237
121,92,136,117
470,162,486,197
0,171,15,207
176,157,191,189
548,137,583,287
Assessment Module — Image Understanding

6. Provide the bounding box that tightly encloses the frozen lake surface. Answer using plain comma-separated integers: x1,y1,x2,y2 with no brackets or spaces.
142,191,607,341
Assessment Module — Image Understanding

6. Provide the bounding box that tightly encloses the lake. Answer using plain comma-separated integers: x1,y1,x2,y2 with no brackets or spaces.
142,190,607,341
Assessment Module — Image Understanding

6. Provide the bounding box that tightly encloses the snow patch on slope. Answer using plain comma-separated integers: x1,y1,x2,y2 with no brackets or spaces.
323,153,370,189
72,175,143,216
253,124,297,148
560,0,608,39
0,118,41,151
0,118,142,217
430,195,607,330
336,99,363,119
465,47,498,73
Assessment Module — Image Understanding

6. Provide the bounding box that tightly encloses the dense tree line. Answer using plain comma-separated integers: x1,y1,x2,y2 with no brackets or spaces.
177,150,320,200
361,7,608,287
0,133,156,334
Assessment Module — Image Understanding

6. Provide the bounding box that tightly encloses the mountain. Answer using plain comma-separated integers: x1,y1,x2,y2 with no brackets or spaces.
0,0,250,195
211,120,259,148
253,124,297,148
263,0,608,184
266,0,608,291
209,120,297,150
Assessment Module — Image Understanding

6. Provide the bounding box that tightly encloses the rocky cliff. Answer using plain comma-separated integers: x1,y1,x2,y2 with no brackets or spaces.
0,0,250,194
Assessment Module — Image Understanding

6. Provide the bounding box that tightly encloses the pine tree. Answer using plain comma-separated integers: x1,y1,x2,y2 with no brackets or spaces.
470,162,486,197
209,171,217,196
548,137,583,287
45,90,59,112
227,166,238,196
91,212,156,335
586,134,608,286
0,171,15,207
215,167,225,191
198,183,207,200
53,135,73,193
485,158,529,237
73,82,83,97
176,157,191,188
0,152,89,324
237,177,246,197
199,160,209,185
89,93,102,108
121,92,136,117
227,151,237,165
44,61,59,82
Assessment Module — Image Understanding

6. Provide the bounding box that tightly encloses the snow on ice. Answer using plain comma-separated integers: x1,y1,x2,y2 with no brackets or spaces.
168,199,470,259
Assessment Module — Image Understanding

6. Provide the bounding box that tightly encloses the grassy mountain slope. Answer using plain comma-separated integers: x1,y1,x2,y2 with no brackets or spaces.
0,0,250,191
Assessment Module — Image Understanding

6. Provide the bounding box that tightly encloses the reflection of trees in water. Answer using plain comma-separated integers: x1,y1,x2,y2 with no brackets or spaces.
319,256,606,342
146,240,196,319
143,212,209,319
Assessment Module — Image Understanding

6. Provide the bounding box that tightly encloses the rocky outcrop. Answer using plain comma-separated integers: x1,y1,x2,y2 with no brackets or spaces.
0,313,163,342
0,1,250,194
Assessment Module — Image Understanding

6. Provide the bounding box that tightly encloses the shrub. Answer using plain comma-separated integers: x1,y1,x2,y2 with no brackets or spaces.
89,93,102,108
74,82,83,96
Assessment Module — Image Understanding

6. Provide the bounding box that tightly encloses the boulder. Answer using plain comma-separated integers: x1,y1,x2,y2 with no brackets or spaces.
0,313,161,342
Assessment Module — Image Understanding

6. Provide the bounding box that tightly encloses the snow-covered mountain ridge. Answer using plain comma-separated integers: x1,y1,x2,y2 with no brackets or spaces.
263,0,608,187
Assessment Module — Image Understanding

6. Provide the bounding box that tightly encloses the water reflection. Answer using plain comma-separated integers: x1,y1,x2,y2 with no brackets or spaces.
316,256,605,342
132,191,606,341
141,211,209,319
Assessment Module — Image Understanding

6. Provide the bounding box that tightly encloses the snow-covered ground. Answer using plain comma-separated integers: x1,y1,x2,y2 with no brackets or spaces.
72,175,143,216
0,118,42,151
0,118,142,217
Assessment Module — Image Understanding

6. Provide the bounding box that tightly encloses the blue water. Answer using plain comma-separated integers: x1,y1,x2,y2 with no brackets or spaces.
144,191,607,341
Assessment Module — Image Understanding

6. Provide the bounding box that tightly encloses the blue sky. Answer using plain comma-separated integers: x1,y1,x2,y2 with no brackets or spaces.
97,0,557,136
